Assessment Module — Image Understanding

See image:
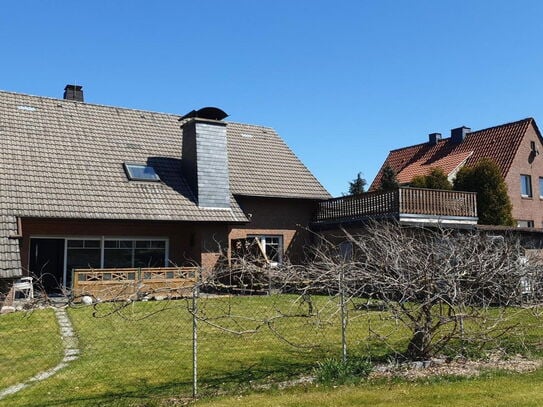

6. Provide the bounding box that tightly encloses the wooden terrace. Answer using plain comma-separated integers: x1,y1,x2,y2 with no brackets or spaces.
314,187,478,227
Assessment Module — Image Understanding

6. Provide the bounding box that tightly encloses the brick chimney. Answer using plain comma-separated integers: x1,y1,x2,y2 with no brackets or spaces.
181,107,230,209
428,132,442,145
63,84,84,102
451,126,471,143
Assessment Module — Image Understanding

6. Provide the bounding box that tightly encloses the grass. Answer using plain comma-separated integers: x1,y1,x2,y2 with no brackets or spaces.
1,295,543,406
193,368,543,407
0,308,63,388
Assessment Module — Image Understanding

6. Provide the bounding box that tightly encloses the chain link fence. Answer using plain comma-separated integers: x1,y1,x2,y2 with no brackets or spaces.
2,225,543,406
0,267,384,407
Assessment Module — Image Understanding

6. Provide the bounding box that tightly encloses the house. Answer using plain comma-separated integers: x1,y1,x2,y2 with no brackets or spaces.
0,85,330,293
370,118,543,227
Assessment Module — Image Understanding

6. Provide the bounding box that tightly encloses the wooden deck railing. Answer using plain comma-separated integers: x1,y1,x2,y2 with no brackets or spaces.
315,187,477,223
72,267,197,301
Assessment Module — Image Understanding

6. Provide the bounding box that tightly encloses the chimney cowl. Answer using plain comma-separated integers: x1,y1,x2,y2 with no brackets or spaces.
63,84,84,102
451,126,471,143
179,107,228,122
428,132,442,145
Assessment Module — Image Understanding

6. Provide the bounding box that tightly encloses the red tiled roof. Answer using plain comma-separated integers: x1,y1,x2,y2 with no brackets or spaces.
370,118,535,190
396,151,473,183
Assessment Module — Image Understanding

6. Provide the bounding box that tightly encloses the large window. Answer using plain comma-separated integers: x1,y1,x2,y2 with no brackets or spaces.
104,239,166,268
104,240,134,268
248,235,283,265
521,174,532,197
66,239,101,272
517,220,534,228
66,238,167,271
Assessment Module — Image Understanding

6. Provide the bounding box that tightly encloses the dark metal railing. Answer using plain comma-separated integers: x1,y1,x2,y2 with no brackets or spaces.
315,187,477,223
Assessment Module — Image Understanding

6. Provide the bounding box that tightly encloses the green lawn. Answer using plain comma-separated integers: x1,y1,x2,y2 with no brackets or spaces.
1,295,542,406
195,368,543,407
0,308,63,388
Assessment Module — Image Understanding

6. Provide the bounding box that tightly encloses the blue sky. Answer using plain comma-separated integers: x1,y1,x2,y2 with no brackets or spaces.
2,1,543,196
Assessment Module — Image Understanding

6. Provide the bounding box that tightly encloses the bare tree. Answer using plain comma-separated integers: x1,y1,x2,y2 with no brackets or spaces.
294,221,543,360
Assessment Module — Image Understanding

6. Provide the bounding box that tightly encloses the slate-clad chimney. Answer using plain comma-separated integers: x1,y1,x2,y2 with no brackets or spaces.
181,107,230,209
63,84,84,102
451,126,471,143
428,132,442,145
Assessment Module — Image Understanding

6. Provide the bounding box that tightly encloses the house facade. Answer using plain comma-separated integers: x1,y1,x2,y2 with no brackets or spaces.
0,85,330,292
370,118,543,227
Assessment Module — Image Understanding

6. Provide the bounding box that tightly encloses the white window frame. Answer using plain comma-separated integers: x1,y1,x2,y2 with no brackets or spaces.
30,235,169,290
521,174,533,197
247,235,284,266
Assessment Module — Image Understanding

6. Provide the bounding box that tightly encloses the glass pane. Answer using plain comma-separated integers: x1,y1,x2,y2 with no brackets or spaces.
67,248,101,271
119,240,133,249
266,245,279,262
135,241,151,249
134,248,165,268
151,241,165,248
104,240,118,248
84,240,100,248
521,175,532,196
67,240,84,248
104,248,133,268
125,164,160,181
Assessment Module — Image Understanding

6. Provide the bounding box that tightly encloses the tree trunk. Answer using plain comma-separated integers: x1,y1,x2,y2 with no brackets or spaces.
407,329,431,360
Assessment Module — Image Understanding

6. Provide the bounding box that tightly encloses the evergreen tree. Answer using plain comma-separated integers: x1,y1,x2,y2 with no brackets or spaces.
379,165,399,191
453,158,514,226
348,172,367,195
410,168,452,190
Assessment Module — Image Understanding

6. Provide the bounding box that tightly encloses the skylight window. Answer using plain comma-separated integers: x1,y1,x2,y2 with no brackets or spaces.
124,163,160,182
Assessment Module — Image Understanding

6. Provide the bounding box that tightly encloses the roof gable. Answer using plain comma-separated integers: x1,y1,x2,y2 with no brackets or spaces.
370,118,533,190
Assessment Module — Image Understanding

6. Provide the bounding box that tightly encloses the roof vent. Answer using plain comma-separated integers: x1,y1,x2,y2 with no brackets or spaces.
451,126,471,143
428,133,442,145
63,84,84,102
179,107,228,121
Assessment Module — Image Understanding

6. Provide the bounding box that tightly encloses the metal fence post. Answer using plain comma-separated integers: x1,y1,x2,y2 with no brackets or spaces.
339,266,347,363
192,271,199,398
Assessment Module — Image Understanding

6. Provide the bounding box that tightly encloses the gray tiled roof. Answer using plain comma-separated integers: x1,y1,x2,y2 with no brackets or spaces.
228,124,330,199
0,90,330,277
0,215,21,278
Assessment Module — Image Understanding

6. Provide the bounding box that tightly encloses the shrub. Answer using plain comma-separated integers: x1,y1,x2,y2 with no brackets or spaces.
314,357,373,385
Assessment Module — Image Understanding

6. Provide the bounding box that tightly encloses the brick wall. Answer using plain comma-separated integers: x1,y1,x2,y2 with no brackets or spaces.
228,196,319,263
19,196,319,274
19,218,229,272
506,122,543,226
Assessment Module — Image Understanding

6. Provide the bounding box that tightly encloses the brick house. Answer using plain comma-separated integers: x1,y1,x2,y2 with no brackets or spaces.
370,118,543,227
0,85,329,292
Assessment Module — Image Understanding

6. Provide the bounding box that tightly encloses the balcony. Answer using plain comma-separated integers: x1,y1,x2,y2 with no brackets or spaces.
314,187,478,227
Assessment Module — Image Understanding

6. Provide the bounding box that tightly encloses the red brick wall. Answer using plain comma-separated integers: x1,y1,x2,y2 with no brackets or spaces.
228,197,319,263
505,123,543,226
20,218,229,272
19,196,319,274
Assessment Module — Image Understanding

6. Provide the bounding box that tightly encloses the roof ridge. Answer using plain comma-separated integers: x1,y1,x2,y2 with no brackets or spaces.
0,89,276,130
388,117,534,153
467,117,533,136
